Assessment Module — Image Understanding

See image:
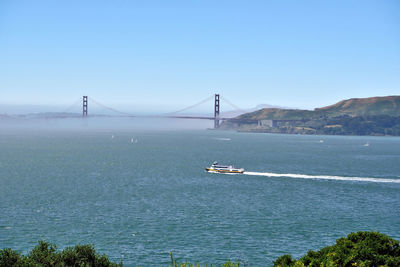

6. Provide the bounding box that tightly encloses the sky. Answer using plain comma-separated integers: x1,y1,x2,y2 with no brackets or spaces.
0,0,399,114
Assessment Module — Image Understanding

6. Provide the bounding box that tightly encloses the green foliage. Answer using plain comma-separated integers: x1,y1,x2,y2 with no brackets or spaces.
274,231,400,267
59,243,118,267
0,241,122,267
27,241,59,266
318,115,400,135
4,233,399,266
0,243,244,267
0,248,23,267
273,254,295,267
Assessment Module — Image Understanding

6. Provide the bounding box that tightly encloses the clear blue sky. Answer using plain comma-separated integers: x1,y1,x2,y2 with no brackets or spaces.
0,0,399,113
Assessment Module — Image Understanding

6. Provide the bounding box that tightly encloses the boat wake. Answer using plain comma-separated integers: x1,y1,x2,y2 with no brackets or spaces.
243,171,400,183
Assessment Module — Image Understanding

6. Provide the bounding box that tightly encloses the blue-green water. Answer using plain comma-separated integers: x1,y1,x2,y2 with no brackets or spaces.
1,129,400,266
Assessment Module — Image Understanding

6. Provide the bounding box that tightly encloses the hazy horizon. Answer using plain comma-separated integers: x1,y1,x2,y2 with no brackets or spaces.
1,0,399,113
0,99,294,115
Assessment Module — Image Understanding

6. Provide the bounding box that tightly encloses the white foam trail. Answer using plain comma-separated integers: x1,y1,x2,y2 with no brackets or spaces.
213,137,231,141
243,171,400,183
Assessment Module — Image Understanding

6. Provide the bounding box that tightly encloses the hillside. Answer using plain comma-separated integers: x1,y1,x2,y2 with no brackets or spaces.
237,108,320,120
315,95,400,117
220,96,400,136
221,103,291,118
236,96,400,121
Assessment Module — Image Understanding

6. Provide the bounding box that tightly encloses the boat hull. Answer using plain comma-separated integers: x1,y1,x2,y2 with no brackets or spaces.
205,168,244,174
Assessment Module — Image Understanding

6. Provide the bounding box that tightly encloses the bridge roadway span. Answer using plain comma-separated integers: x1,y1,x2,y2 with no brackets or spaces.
123,115,259,123
81,114,258,123
33,113,258,124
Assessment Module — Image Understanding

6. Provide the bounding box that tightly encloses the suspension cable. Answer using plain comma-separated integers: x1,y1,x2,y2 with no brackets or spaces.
163,94,214,115
89,97,136,116
75,94,219,117
61,98,82,113
220,96,247,113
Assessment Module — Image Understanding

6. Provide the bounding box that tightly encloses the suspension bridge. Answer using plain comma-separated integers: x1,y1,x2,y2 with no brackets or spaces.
73,94,256,129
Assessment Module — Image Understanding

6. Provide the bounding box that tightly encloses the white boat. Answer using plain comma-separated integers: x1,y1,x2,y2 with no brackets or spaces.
205,162,244,174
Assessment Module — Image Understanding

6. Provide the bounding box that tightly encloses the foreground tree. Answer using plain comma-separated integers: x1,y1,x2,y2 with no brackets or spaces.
0,241,122,267
2,232,399,266
274,231,400,267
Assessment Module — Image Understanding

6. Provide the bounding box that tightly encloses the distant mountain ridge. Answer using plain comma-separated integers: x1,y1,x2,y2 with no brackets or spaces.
237,95,400,120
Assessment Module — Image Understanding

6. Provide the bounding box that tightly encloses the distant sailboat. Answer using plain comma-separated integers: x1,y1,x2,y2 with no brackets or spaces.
319,140,324,143
131,138,134,143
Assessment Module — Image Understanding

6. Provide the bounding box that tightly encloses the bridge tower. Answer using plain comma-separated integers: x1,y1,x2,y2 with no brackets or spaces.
214,94,220,128
82,96,88,117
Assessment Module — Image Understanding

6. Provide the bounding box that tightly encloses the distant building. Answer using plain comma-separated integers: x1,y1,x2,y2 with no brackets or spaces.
258,120,274,127
258,119,308,128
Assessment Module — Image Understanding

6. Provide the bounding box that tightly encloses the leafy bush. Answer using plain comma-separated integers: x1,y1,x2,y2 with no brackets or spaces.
3,232,399,266
0,248,23,266
274,231,400,267
1,242,244,267
0,241,122,267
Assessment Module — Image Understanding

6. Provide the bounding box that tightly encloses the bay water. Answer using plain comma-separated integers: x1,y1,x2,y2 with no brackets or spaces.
1,128,399,266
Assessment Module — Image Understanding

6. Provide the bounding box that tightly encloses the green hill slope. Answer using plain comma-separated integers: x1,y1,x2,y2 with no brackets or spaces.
237,95,400,120
315,95,400,117
237,108,319,120
221,96,400,136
